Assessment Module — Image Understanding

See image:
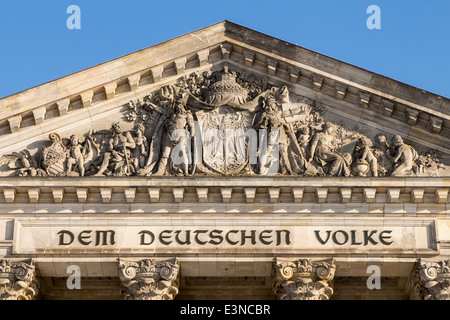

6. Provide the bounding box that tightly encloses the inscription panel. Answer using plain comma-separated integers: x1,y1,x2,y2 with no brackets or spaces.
12,217,438,255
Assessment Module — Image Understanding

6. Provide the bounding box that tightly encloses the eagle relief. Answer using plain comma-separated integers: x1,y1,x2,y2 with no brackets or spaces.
0,66,447,178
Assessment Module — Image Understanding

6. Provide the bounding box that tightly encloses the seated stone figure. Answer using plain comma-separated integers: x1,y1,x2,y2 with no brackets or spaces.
388,135,418,176
307,122,352,177
95,122,136,176
373,134,392,176
352,137,378,177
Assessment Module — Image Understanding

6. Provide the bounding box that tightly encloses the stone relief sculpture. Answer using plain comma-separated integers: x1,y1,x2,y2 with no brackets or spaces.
0,66,447,177
0,259,40,300
273,258,336,300
118,258,180,300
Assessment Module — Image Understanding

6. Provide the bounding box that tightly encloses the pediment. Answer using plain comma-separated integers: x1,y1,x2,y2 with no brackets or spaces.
0,21,449,178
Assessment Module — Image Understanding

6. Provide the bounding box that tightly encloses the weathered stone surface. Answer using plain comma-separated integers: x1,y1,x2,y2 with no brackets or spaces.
118,258,180,300
0,21,448,301
407,258,450,300
0,259,40,300
273,258,336,300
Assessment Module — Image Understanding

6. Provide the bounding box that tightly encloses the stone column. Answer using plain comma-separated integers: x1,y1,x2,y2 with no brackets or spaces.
0,259,40,300
118,258,180,300
273,258,336,300
407,258,450,300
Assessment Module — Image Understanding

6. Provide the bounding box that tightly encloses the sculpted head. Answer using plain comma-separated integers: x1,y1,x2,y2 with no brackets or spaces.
357,137,372,148
322,122,335,135
276,86,290,104
111,122,122,135
134,122,145,133
264,93,277,109
70,135,79,146
392,135,404,147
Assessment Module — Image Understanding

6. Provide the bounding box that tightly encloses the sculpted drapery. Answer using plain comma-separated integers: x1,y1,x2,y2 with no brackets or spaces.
0,66,445,178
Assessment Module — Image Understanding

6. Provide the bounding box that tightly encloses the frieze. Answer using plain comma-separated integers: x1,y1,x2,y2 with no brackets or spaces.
0,66,447,178
12,218,437,255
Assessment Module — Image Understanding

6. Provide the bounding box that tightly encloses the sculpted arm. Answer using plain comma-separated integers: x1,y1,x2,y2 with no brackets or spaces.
125,132,137,150
145,102,170,116
187,112,196,137
308,135,319,162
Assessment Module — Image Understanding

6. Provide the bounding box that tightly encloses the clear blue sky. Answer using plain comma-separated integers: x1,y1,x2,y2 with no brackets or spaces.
0,0,449,99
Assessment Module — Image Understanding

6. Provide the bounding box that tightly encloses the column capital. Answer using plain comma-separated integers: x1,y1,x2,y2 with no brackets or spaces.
0,259,40,300
407,258,450,300
118,258,180,300
273,258,336,300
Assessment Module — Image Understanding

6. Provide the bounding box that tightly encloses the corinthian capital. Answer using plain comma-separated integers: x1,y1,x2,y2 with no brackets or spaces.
273,258,336,300
118,258,180,300
407,258,450,300
0,259,40,300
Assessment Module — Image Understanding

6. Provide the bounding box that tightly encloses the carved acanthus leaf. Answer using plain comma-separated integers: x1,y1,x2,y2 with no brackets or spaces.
118,258,180,300
407,258,450,300
0,259,40,300
273,258,336,300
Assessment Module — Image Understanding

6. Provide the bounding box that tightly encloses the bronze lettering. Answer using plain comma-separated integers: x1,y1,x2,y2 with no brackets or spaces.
58,230,74,245
159,230,172,245
194,230,208,245
379,230,393,245
240,230,256,246
95,230,115,246
276,230,291,245
175,230,191,245
208,230,224,245
363,230,378,246
225,230,239,245
259,230,273,245
351,230,362,245
78,230,92,246
332,230,349,245
314,230,331,244
139,230,155,245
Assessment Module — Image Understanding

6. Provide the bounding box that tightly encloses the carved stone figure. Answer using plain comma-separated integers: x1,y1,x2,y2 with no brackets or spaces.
131,122,149,171
66,130,99,177
352,137,378,177
388,135,418,176
139,92,195,176
254,92,291,174
254,87,306,175
308,122,354,177
0,150,43,177
297,126,312,159
373,134,392,176
95,122,136,176
0,67,447,178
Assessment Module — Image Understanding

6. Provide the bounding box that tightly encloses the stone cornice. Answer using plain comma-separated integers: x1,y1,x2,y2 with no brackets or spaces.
0,177,447,210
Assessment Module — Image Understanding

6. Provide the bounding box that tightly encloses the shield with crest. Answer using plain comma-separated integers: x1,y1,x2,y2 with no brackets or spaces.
196,106,254,175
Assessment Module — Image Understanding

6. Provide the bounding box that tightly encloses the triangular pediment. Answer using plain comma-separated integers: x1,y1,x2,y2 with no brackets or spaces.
0,21,449,178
